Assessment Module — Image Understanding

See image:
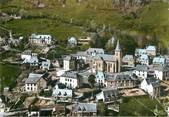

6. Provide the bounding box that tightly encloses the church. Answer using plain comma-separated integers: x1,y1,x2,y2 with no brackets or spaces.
66,40,123,73
88,40,122,73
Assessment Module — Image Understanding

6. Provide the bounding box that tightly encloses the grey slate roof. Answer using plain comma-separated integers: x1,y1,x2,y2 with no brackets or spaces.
122,55,134,61
145,78,160,87
99,54,116,61
64,55,74,61
85,48,104,55
106,72,135,81
75,103,97,113
61,71,78,79
135,65,148,71
53,86,72,98
102,88,119,100
93,54,116,62
25,73,44,84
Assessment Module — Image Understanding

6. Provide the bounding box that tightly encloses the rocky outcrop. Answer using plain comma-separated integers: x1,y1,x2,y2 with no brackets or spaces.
112,0,151,8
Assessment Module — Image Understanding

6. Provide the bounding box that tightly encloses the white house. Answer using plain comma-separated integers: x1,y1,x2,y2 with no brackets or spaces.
139,54,149,65
25,73,47,92
140,77,161,98
0,98,6,112
133,65,148,79
21,50,32,60
96,88,119,103
135,48,147,57
85,48,104,57
23,53,39,66
95,72,107,87
59,71,79,89
29,33,52,46
122,55,135,68
153,56,166,67
67,37,77,46
146,45,156,57
40,59,51,70
63,56,76,70
154,66,169,80
52,85,72,102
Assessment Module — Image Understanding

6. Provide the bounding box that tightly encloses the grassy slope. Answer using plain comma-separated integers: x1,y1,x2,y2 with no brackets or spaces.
0,63,21,88
119,96,166,116
1,0,169,46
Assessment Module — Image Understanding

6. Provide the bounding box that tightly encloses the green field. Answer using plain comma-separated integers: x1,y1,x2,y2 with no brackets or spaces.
119,96,167,116
0,63,21,90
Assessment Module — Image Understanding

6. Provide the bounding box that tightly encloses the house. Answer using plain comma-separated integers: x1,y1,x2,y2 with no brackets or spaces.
67,37,77,46
95,72,107,87
25,73,47,92
52,85,72,102
76,59,86,70
40,59,51,70
21,50,32,60
106,72,137,89
135,45,156,58
0,97,6,112
96,88,119,103
23,53,39,66
29,33,52,46
63,55,76,70
138,54,149,65
133,65,148,79
146,45,156,57
73,103,97,116
122,55,135,68
85,48,104,56
59,71,80,89
0,36,5,46
153,56,166,67
140,77,161,98
164,55,169,64
154,65,169,80
52,59,62,68
78,36,92,45
135,49,147,57
78,70,94,86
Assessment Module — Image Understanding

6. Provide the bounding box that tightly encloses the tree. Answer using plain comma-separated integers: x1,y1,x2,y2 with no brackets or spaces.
88,75,96,88
18,9,28,18
98,102,108,116
105,39,115,52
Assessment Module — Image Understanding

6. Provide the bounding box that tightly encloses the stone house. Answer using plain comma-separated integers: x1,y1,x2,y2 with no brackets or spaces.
59,71,80,89
73,103,97,116
96,88,119,103
29,33,52,46
140,77,161,98
25,73,47,93
106,72,137,89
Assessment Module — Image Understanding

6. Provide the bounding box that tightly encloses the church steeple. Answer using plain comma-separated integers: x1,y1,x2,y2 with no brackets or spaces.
115,40,122,73
115,40,121,52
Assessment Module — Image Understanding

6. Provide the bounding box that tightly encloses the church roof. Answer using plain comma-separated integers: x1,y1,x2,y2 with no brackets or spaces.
115,40,121,51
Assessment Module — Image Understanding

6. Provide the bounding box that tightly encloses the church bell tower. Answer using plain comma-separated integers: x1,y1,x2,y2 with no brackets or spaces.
115,40,122,72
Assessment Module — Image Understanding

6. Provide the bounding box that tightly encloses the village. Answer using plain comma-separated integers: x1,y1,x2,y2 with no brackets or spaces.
0,30,169,116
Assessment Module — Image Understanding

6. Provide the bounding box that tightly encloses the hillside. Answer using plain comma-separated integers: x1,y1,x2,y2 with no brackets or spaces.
0,0,169,53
